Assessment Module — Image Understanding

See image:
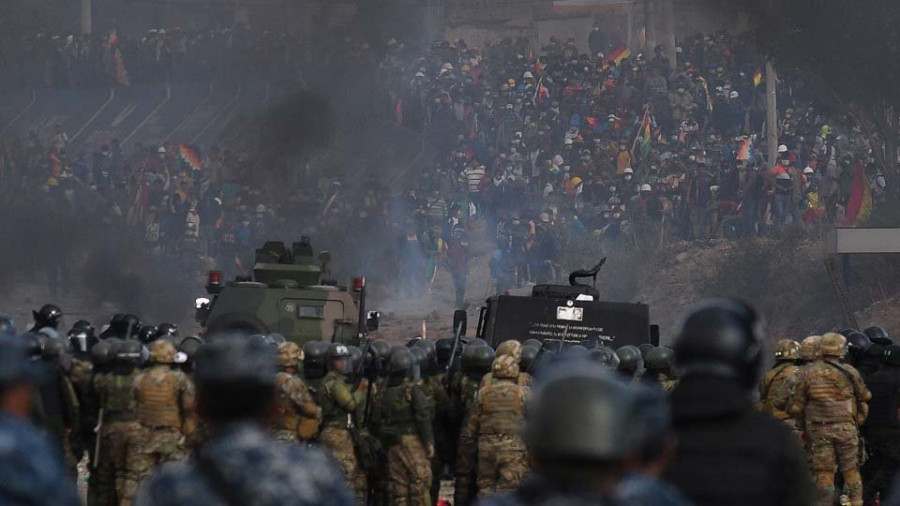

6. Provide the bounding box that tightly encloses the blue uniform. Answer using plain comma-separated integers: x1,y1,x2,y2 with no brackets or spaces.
134,422,353,506
0,414,79,506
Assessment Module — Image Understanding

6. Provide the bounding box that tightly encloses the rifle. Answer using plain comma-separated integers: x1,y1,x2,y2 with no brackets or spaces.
444,310,468,388
92,408,104,470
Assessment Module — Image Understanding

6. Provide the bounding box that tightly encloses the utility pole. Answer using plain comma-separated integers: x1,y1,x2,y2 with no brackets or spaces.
81,0,92,34
766,59,778,167
661,0,676,70
643,0,654,52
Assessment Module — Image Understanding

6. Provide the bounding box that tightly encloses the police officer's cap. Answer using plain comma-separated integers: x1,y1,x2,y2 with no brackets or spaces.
525,361,643,462
195,334,277,387
674,299,764,389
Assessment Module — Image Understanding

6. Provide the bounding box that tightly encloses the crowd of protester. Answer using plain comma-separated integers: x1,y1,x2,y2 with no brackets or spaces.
0,28,892,303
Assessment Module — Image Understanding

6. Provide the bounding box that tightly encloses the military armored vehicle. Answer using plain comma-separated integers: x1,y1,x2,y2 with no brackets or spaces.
195,237,378,345
474,258,657,349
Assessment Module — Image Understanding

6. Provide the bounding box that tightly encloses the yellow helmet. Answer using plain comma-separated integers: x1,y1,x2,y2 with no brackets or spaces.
799,336,822,362
773,339,801,361
492,355,520,380
277,342,302,369
820,332,847,358
496,340,523,362
149,339,177,365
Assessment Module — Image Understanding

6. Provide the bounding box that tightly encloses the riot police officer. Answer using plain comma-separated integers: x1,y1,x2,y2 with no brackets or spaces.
863,344,900,503
371,348,434,505
319,343,368,503
30,304,63,332
666,299,814,506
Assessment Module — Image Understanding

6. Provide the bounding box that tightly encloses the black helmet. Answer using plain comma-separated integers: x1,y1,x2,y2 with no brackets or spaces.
371,340,392,376
91,340,113,367
865,326,892,346
327,343,352,374
523,338,542,349
435,338,454,367
413,339,437,375
645,347,675,373
101,313,125,339
466,338,489,348
673,299,764,389
114,339,143,366
525,361,644,464
40,335,64,360
616,345,644,377
71,320,95,337
33,304,63,329
565,345,590,359
118,314,142,338
68,327,97,356
302,341,329,380
845,331,873,363
589,346,620,370
156,323,179,339
638,344,655,359
347,346,363,372
462,345,495,378
265,333,286,345
137,325,158,344
520,345,539,372
389,347,414,376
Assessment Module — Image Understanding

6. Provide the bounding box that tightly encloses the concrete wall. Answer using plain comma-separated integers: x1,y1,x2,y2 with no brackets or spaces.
534,15,594,51
446,25,534,49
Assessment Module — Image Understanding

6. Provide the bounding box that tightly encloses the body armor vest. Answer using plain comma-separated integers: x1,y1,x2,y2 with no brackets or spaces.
479,381,525,435
137,367,182,429
104,373,137,420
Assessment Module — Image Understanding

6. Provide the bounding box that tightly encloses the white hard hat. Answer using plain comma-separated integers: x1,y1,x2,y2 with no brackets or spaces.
640,184,652,192
564,138,574,145
624,167,634,174
523,71,534,79
803,167,815,175
442,63,453,71
729,90,739,99
157,146,166,154
414,71,425,78
777,144,788,153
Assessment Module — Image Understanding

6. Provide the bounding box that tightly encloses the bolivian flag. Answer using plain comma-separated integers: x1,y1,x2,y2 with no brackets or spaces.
605,45,632,66
844,162,872,226
753,68,763,87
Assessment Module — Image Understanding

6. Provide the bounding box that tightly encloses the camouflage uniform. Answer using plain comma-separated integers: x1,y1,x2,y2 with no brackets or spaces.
759,340,802,431
123,341,195,505
320,369,367,503
459,355,530,498
272,342,321,442
790,333,871,506
371,376,434,506
133,422,354,506
89,370,141,506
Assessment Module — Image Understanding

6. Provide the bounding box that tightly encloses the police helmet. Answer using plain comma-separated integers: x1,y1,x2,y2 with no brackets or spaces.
0,315,15,337
91,340,113,367
883,345,900,367
673,299,764,389
638,343,655,359
865,326,892,346
520,345,540,372
525,362,644,463
616,345,644,377
115,339,143,366
644,347,675,372
589,346,620,370
435,338,454,367
137,325,158,344
302,341,329,380
389,347,414,376
155,323,179,339
33,304,63,329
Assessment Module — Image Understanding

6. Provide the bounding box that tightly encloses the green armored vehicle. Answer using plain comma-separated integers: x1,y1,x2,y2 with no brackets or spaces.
195,237,378,345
